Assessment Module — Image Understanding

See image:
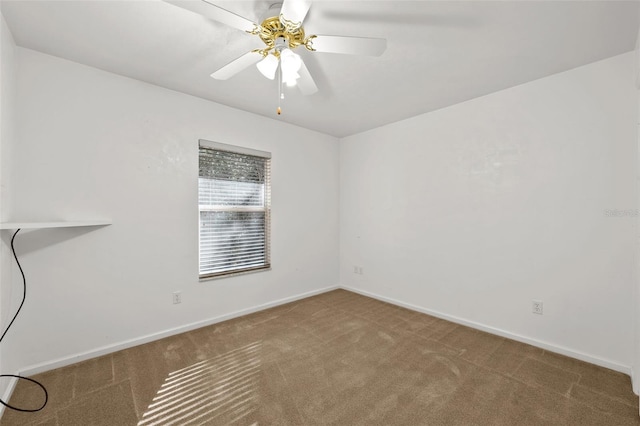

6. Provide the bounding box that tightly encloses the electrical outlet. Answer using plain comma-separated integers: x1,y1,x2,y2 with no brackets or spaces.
353,266,364,275
532,300,543,315
358,267,364,275
173,291,182,304
353,266,359,274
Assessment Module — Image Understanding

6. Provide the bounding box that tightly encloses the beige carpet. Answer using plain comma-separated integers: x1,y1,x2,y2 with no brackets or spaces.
2,289,638,425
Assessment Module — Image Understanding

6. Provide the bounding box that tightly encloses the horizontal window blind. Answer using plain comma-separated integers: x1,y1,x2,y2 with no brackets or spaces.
199,145,271,278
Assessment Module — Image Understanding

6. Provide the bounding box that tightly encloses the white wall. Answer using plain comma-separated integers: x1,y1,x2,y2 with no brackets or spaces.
340,52,637,373
0,12,17,402
3,47,339,373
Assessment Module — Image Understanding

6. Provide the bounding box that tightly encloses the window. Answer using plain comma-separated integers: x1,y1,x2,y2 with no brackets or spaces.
198,140,271,279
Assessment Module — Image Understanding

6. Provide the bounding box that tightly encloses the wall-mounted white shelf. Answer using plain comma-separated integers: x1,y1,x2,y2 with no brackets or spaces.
0,221,111,230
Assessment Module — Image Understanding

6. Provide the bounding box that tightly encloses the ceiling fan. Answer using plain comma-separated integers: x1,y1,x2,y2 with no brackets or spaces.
166,0,387,114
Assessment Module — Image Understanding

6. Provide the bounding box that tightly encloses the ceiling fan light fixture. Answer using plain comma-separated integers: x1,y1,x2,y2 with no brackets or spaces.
280,48,302,86
280,48,302,73
256,54,279,80
283,71,301,87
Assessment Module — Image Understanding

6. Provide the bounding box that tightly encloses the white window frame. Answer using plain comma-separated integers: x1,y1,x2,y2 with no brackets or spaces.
198,140,271,280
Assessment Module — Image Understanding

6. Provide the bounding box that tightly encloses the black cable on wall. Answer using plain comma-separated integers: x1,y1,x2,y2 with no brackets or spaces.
0,229,48,413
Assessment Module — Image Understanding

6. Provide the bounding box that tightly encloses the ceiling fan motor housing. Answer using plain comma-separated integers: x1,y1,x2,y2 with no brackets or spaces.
258,16,305,53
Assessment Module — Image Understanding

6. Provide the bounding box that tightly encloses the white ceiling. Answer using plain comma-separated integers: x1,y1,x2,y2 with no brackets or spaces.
2,0,638,137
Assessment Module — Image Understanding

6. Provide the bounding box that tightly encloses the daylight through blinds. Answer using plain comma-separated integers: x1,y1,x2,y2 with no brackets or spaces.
199,145,271,277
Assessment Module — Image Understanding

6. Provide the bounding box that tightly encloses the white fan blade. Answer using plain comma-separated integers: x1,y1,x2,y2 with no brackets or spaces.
280,0,312,30
165,0,258,33
297,59,318,95
211,51,262,80
308,35,386,56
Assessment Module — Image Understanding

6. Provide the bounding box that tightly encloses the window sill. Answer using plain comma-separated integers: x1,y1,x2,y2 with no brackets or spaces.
199,266,271,282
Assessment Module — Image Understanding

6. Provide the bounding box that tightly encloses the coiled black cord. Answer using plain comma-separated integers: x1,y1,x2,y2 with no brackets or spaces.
0,229,48,412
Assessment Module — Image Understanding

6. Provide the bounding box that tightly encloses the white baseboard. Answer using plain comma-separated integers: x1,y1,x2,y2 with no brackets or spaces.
20,285,339,376
341,285,633,377
0,376,18,419
12,283,634,386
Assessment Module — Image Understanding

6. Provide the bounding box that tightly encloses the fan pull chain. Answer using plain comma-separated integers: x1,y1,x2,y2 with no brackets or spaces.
277,64,282,115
